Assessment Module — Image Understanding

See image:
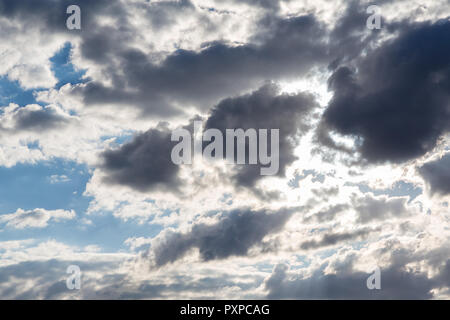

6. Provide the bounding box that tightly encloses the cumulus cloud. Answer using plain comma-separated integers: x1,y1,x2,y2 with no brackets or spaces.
205,83,319,187
353,194,412,223
318,19,450,164
145,207,298,267
265,263,435,299
74,12,329,115
300,227,377,250
303,204,349,223
0,208,75,229
419,153,450,196
100,124,182,193
0,104,72,133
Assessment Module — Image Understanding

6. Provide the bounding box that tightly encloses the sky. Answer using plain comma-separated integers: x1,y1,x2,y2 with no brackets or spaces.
0,0,449,299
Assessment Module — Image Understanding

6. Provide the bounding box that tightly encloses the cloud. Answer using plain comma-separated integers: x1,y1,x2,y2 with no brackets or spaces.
0,241,129,299
265,263,435,299
353,194,412,223
205,83,319,187
0,0,117,90
48,174,70,184
318,19,450,163
145,207,298,267
1,0,450,301
0,208,75,229
0,104,72,133
304,204,349,223
419,153,450,196
100,124,182,193
0,238,265,299
300,227,377,250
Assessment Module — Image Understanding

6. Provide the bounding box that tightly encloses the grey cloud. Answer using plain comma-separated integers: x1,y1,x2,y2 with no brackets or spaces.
205,83,319,188
328,0,383,66
0,105,72,134
146,207,298,267
100,124,182,193
319,19,450,164
0,258,264,299
435,259,450,290
227,0,281,10
136,0,195,30
0,259,122,299
419,153,450,196
265,263,435,300
0,0,119,33
311,186,339,200
353,194,411,223
75,13,329,116
267,242,450,299
300,227,376,250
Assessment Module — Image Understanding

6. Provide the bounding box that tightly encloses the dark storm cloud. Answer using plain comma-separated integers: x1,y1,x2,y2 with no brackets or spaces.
147,207,298,267
300,227,376,250
328,0,383,66
419,153,450,195
319,19,450,164
100,124,181,193
204,83,319,188
265,263,435,299
266,243,450,300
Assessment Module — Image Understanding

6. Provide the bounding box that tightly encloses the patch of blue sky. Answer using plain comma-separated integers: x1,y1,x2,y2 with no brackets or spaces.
1,42,87,109
289,256,312,270
0,159,91,214
0,76,44,107
100,132,136,148
316,248,339,260
345,180,422,203
75,214,163,252
0,158,163,252
288,169,325,188
50,42,87,90
0,210,163,253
